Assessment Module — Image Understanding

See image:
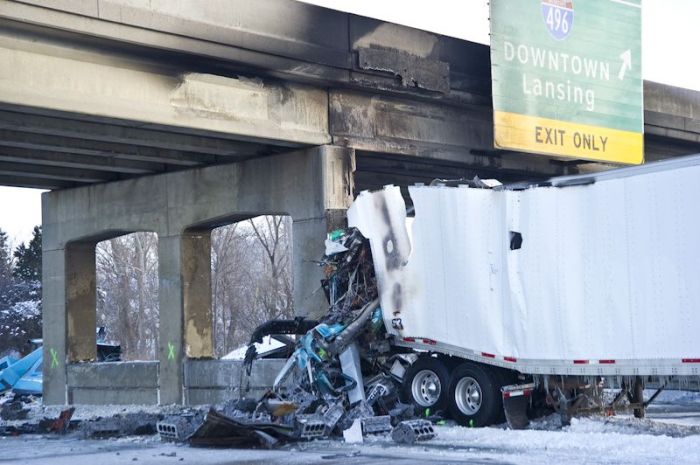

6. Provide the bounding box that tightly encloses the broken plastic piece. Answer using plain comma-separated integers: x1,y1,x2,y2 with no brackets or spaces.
340,343,365,404
342,419,363,444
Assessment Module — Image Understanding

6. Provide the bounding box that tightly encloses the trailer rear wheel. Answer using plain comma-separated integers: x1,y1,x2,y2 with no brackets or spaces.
402,356,450,414
448,362,502,427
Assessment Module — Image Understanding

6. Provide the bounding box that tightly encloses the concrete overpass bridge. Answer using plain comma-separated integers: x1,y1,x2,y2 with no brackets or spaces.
1,0,699,405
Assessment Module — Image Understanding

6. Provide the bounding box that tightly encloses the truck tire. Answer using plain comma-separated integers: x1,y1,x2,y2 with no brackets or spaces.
447,361,503,427
402,356,451,415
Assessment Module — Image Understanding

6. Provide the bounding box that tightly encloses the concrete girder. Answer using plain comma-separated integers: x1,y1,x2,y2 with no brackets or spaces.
0,129,217,166
0,174,76,190
0,0,352,84
42,146,354,405
0,161,115,183
0,147,166,174
330,91,575,177
0,1,699,190
0,33,330,148
0,109,281,157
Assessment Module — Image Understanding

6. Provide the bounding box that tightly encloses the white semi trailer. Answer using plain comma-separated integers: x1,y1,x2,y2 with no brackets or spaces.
347,154,700,427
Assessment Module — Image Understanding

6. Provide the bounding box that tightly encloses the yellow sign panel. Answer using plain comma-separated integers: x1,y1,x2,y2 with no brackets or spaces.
494,111,644,165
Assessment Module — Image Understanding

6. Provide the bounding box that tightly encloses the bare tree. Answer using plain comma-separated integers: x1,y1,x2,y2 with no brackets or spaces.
95,216,294,360
96,232,159,360
248,216,293,324
211,215,294,355
211,223,254,356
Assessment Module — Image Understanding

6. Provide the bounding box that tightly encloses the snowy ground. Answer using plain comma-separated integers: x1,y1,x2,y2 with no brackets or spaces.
1,390,699,464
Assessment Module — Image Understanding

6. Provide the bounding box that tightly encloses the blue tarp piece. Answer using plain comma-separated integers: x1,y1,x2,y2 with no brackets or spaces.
0,348,43,395
12,357,42,396
1,332,121,397
0,355,18,371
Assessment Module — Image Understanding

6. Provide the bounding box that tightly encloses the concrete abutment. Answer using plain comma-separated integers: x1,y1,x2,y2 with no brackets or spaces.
41,146,354,404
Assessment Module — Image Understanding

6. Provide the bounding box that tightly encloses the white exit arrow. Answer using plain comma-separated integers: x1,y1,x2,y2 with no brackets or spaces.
618,49,632,80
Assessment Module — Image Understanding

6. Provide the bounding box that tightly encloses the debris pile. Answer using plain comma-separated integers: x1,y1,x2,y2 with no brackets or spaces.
165,228,436,448
1,392,178,438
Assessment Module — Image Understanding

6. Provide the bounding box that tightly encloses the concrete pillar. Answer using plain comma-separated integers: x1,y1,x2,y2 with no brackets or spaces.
291,146,355,319
42,248,68,404
182,231,213,359
65,242,97,362
293,212,347,319
158,231,214,404
157,235,184,405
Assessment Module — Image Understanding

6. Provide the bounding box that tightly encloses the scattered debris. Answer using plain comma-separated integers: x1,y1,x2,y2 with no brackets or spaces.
40,407,75,434
0,399,29,421
178,227,436,448
80,412,160,438
391,420,436,444
157,410,205,442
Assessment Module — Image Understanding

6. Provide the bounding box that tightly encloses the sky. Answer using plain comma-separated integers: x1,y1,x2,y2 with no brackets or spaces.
1,0,699,244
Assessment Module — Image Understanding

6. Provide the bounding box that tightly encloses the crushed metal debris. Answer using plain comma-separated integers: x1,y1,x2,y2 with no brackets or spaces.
158,227,438,447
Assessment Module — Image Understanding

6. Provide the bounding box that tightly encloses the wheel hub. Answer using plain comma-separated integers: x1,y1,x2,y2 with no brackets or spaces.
411,369,442,407
455,376,483,415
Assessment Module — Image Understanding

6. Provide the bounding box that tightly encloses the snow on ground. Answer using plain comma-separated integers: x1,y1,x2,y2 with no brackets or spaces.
307,413,700,465
424,418,700,465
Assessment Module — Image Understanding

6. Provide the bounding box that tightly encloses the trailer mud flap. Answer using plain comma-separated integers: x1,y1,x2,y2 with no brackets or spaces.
502,383,535,430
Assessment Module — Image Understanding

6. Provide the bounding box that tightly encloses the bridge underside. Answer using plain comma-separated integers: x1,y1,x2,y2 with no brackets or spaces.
3,0,699,192
1,0,700,405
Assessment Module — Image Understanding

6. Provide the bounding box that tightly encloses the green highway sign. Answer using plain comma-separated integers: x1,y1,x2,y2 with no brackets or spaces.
490,0,643,164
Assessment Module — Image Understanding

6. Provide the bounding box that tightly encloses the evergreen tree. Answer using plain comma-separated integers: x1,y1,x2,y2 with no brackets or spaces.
13,225,41,282
0,226,42,355
0,228,12,285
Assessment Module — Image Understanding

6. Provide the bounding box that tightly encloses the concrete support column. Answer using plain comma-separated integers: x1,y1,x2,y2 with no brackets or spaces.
158,231,214,404
65,242,97,362
42,248,68,404
293,212,347,319
157,235,184,405
182,231,213,359
292,146,355,319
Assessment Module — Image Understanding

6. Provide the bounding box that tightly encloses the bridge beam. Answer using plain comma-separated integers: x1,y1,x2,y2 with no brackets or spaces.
0,33,330,149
